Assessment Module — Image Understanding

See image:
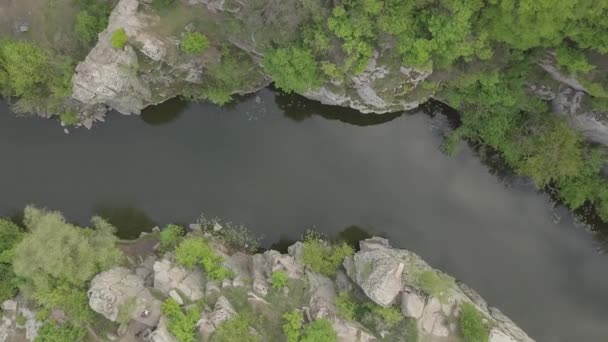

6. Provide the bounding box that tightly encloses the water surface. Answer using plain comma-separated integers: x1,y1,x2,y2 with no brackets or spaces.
1,89,607,341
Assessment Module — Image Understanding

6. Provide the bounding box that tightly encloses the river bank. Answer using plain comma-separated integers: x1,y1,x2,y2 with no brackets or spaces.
0,210,532,342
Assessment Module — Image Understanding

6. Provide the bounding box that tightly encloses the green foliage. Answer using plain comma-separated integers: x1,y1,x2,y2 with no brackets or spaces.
162,298,201,342
271,271,288,290
282,310,302,342
12,207,122,322
459,303,489,342
15,314,26,326
301,233,354,277
74,1,111,45
0,39,74,115
195,214,261,253
159,224,184,253
59,111,80,126
35,323,87,342
412,270,453,302
555,46,595,75
336,291,357,320
213,314,260,342
175,237,231,280
0,219,21,302
181,32,210,55
111,28,128,49
300,319,337,342
263,46,322,93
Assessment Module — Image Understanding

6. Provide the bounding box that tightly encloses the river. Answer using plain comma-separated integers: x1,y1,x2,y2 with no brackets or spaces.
1,89,607,341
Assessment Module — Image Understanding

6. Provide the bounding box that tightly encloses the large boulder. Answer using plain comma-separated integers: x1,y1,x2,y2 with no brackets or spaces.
88,267,162,326
153,257,204,302
343,238,405,307
307,271,337,319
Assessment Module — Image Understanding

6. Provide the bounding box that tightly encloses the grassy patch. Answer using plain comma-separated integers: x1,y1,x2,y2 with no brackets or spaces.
111,28,128,49
301,232,354,277
459,303,489,342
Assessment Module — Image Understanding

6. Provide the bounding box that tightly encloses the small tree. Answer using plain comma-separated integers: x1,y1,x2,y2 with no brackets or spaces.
111,28,128,49
181,32,210,55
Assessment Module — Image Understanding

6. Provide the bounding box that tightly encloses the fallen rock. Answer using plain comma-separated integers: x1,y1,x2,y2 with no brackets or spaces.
344,238,405,307
153,257,204,302
88,267,161,326
401,291,426,319
307,271,337,319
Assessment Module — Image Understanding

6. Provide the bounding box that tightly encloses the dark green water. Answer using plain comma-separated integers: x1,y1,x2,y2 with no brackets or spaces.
1,89,607,341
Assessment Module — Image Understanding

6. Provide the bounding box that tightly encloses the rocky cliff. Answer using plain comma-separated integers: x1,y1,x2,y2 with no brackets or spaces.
0,233,533,342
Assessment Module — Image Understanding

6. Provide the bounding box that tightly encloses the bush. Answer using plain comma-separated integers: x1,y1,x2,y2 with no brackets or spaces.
336,291,357,320
555,45,595,75
301,233,354,277
412,270,453,302
175,237,231,280
263,46,323,93
282,310,302,342
162,298,200,342
35,323,87,342
271,271,288,290
300,319,337,342
74,2,110,46
111,28,128,49
59,111,80,126
159,224,184,252
459,303,489,342
181,32,210,55
213,314,260,342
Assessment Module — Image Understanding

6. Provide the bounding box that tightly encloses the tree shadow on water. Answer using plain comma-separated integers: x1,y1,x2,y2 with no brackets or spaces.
272,87,403,126
92,203,157,239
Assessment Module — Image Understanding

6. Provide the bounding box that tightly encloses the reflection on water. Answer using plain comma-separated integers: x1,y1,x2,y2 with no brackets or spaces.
1,89,608,340
93,203,157,239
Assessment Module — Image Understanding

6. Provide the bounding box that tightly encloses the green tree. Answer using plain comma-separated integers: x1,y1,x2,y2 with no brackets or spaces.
181,32,210,55
213,314,260,342
12,207,122,321
263,46,322,93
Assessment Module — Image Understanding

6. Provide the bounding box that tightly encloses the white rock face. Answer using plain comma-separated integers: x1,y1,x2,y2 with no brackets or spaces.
153,257,204,302
401,291,426,319
88,267,162,326
344,237,405,307
490,328,519,342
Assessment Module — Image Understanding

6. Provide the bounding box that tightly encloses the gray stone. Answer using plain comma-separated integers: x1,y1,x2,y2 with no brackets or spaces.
88,267,161,326
197,296,236,339
168,290,184,305
332,318,377,342
147,316,178,342
307,271,337,319
153,258,204,302
344,238,404,307
226,252,252,288
401,291,425,319
489,329,518,342
263,250,303,279
1,300,17,312
251,254,269,296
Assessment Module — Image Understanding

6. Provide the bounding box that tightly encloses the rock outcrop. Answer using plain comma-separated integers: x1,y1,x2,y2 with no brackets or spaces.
153,256,205,302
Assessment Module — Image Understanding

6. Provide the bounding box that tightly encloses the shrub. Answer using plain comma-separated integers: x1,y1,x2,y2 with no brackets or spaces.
59,111,80,126
162,298,200,342
301,233,353,277
556,45,595,75
300,319,337,342
263,46,322,93
336,291,357,320
175,237,231,280
271,271,288,290
459,303,489,342
159,224,184,252
111,28,128,49
213,314,260,342
181,32,210,55
412,270,453,302
282,310,302,342
34,323,87,342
